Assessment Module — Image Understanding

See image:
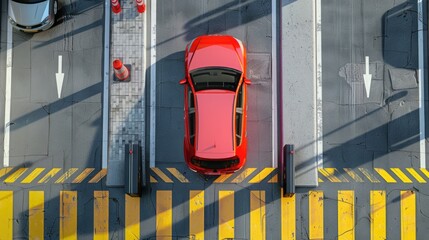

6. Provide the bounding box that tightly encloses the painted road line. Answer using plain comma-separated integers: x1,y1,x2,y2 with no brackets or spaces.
4,168,28,183
344,168,364,182
72,168,95,183
149,0,157,168
358,168,380,183
150,175,158,183
4,12,13,167
315,0,323,169
101,0,111,169
272,0,279,168
406,168,426,183
94,191,109,240
268,174,278,183
125,194,140,240
401,190,416,240
29,191,44,240
0,191,13,240
318,177,324,182
248,168,276,183
391,168,412,183
420,168,429,178
189,190,204,240
156,190,172,239
250,191,266,240
318,168,347,182
55,168,79,184
22,168,45,183
38,168,61,183
214,173,233,183
219,190,235,240
417,0,426,168
374,168,397,183
370,190,386,240
309,191,323,239
88,169,107,183
167,168,189,183
0,167,13,178
338,190,354,240
60,191,77,240
231,168,257,183
151,168,173,183
281,190,295,240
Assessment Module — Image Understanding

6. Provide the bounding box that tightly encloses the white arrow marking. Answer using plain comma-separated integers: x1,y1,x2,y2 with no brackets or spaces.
55,55,64,98
363,56,372,98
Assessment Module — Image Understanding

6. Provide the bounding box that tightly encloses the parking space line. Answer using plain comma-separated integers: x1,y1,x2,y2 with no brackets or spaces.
125,194,140,240
72,168,95,183
151,168,173,183
149,0,157,168
370,190,386,240
29,191,44,240
338,190,354,240
391,168,412,183
38,168,61,183
250,191,266,240
88,169,108,183
231,168,256,183
4,168,28,183
344,168,364,182
281,190,295,240
374,168,397,183
406,168,426,183
3,17,13,167
0,191,13,240
167,168,189,183
219,190,234,240
94,191,109,240
189,190,204,240
309,191,323,239
400,190,416,240
21,168,45,183
60,191,77,240
55,168,79,184
156,190,172,239
248,168,275,183
417,0,426,168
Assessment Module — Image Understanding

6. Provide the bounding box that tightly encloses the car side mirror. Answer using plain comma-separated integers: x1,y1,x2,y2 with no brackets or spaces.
244,77,251,85
179,79,187,85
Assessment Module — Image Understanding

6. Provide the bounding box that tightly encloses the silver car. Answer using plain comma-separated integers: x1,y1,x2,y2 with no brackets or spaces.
8,0,58,32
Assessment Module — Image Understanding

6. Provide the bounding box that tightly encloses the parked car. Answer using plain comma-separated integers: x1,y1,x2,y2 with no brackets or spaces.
8,0,58,32
180,35,251,175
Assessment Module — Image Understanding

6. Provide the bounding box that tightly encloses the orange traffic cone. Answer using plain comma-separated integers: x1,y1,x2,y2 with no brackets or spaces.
113,59,130,81
111,0,121,14
135,0,146,13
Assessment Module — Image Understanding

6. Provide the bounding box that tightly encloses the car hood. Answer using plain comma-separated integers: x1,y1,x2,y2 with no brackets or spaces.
195,90,235,159
188,37,243,72
9,0,50,26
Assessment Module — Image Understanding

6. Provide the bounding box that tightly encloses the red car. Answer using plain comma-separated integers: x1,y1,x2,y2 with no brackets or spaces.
180,35,251,175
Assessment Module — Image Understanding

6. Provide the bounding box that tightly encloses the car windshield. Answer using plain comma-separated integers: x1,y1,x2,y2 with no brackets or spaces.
190,67,242,91
12,0,47,3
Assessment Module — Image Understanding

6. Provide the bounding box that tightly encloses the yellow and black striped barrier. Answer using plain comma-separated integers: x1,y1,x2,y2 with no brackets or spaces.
0,189,418,239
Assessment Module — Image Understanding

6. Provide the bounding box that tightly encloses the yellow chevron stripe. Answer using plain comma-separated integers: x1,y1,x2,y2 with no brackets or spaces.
38,168,61,183
21,168,45,183
391,168,412,183
358,168,380,183
420,168,429,178
338,190,354,240
55,168,79,184
214,173,233,183
4,168,28,183
151,168,173,183
269,175,278,183
0,167,13,178
250,191,266,240
281,190,295,240
406,168,426,183
319,168,348,182
344,168,364,182
72,168,95,183
231,168,257,183
88,169,107,183
167,168,189,183
318,178,324,183
248,168,275,183
29,191,44,240
94,191,109,240
370,190,386,240
150,175,158,183
374,168,396,183
401,190,416,239
0,191,13,240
